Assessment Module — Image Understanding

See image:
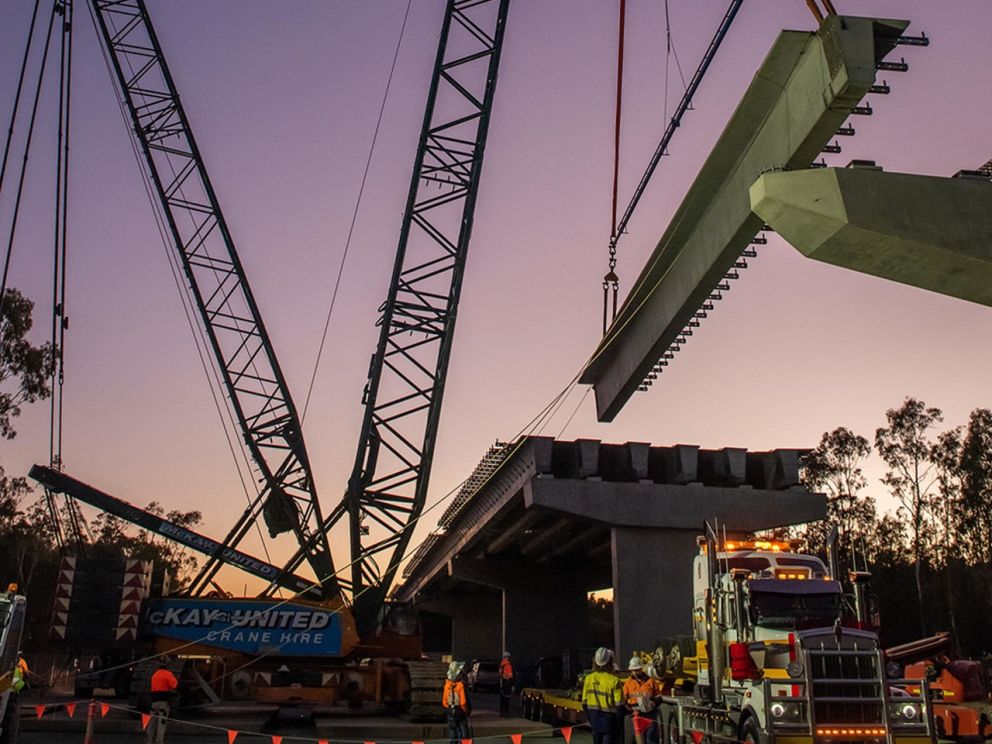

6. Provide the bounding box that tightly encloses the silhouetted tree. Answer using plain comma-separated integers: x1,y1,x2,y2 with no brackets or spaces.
802,427,877,567
875,398,943,636
0,288,54,440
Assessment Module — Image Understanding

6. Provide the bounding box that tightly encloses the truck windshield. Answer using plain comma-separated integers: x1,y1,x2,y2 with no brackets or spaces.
749,591,842,629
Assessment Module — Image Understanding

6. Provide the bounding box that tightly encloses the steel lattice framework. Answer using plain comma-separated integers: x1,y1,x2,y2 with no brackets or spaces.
89,0,336,596
273,0,511,629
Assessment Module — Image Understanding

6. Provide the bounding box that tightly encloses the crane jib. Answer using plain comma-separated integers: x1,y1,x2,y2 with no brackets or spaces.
28,465,317,597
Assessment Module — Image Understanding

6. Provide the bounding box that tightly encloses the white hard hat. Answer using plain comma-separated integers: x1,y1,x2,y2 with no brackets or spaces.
594,647,614,667
447,661,465,681
645,663,662,681
502,651,511,658
628,655,644,671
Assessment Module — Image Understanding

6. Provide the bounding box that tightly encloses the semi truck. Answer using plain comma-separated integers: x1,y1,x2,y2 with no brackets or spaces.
0,588,27,744
522,527,935,744
657,526,934,744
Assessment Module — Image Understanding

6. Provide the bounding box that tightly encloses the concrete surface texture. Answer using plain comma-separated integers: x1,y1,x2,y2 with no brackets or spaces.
750,165,992,306
579,15,909,422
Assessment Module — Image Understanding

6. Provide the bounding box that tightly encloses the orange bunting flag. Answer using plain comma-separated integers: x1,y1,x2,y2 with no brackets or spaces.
366,740,376,744
511,734,523,744
34,705,45,720
141,713,151,730
228,730,239,744
271,736,283,744
100,703,110,718
689,731,705,744
66,703,76,718
462,738,473,744
318,740,329,744
561,727,573,744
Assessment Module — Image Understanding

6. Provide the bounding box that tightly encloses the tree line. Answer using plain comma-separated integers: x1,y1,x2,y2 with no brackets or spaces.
787,399,992,655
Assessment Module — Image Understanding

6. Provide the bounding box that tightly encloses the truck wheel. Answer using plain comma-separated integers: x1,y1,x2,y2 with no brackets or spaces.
740,717,760,744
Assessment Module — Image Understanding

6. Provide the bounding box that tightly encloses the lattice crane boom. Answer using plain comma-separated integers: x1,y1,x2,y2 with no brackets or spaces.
87,0,337,597
269,0,512,631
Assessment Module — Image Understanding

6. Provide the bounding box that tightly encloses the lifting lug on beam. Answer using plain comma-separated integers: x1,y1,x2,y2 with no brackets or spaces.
877,58,908,72
869,82,890,95
822,142,842,154
895,33,929,46
836,125,856,136
751,235,768,245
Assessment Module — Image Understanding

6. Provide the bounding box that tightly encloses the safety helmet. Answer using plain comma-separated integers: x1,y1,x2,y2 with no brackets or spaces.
645,663,662,681
502,651,511,659
628,655,644,671
594,647,613,668
447,661,465,681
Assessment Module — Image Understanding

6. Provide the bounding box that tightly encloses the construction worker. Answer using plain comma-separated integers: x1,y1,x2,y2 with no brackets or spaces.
442,661,472,744
499,651,514,717
11,655,28,693
623,655,662,744
582,647,623,744
147,659,179,744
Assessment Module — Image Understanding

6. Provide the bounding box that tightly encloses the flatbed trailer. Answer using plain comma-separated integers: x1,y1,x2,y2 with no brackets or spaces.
521,687,587,725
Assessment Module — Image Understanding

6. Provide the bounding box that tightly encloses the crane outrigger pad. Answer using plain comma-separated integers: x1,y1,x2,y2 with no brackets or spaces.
750,165,992,306
580,15,909,421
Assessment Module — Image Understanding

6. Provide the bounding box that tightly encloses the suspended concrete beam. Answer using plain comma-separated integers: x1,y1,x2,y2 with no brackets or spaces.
750,165,992,306
580,15,908,421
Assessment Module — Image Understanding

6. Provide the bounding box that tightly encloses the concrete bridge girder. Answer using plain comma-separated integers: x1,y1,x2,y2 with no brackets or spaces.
580,15,910,421
750,166,992,307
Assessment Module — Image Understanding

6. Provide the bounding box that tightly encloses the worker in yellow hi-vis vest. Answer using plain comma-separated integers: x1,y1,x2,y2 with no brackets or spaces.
582,648,623,744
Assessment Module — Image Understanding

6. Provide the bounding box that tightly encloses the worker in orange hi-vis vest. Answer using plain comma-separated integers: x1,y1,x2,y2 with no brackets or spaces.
622,656,662,744
147,660,179,744
498,651,514,717
442,661,472,744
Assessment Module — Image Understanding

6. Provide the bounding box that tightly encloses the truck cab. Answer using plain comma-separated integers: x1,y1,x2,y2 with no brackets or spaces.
661,535,933,744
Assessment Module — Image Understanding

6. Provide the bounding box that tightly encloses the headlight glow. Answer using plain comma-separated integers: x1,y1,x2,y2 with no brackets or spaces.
770,702,786,719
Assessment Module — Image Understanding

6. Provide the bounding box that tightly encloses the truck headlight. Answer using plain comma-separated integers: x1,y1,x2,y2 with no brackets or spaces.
892,703,920,720
770,702,801,721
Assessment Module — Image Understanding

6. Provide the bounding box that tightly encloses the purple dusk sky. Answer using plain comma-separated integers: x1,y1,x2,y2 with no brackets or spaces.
2,1,991,593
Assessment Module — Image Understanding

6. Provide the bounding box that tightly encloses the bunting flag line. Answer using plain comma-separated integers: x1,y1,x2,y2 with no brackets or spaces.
227,730,239,744
690,730,705,744
562,726,573,744
462,738,474,744
65,702,76,718
511,734,523,744
34,705,45,720
318,739,329,744
141,713,151,730
100,703,110,718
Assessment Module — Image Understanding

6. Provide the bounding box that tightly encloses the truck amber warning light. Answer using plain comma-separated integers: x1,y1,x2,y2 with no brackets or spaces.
816,727,887,737
774,568,811,580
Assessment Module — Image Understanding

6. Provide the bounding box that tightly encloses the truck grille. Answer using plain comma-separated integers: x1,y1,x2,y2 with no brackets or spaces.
807,647,884,726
